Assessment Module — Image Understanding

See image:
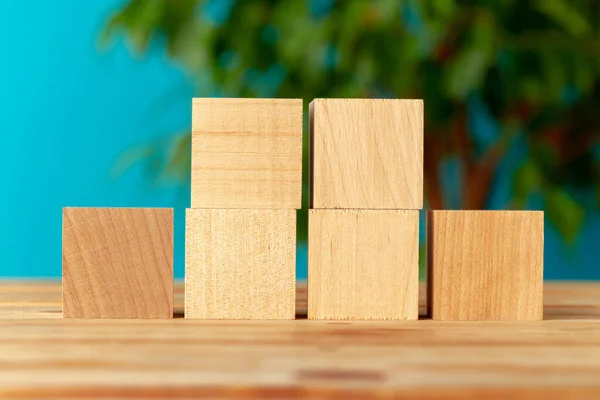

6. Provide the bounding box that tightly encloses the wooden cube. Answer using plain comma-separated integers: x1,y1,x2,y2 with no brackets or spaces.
192,98,303,209
62,208,174,319
310,99,423,209
308,210,419,320
185,209,296,319
427,210,544,321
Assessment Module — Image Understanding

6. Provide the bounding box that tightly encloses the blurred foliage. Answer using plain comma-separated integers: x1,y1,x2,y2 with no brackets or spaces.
105,0,600,244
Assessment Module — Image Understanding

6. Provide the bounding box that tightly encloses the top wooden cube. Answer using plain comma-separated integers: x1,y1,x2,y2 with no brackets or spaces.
192,98,303,209
310,99,423,209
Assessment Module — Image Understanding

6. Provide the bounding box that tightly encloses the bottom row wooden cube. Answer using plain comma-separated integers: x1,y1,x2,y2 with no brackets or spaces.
185,209,296,319
427,210,544,321
62,207,542,321
62,207,174,319
308,209,420,320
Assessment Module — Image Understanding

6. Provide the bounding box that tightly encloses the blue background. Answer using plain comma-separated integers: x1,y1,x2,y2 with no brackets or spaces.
0,1,597,279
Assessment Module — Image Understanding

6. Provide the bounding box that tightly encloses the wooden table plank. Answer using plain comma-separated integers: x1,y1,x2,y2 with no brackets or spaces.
0,281,599,399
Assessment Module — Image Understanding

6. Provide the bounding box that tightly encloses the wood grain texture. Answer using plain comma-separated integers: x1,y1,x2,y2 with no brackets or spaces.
1,282,600,399
308,209,419,320
62,208,173,319
185,209,295,319
428,210,544,321
310,98,423,209
192,98,303,209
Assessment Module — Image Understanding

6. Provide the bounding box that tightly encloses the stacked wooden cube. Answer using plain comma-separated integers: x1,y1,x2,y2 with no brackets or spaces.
62,96,544,322
185,98,303,319
308,99,423,320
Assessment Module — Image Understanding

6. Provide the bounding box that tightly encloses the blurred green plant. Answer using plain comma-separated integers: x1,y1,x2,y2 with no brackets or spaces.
104,0,599,244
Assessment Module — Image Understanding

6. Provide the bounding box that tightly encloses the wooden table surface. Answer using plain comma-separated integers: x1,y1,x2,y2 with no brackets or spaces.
1,281,599,399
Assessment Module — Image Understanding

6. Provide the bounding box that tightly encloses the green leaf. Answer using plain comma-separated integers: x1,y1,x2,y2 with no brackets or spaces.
538,46,567,102
106,0,166,52
544,187,585,245
572,53,595,94
110,143,157,179
375,0,402,25
534,0,591,38
428,0,456,20
160,133,191,183
444,13,496,100
445,48,489,99
512,160,542,208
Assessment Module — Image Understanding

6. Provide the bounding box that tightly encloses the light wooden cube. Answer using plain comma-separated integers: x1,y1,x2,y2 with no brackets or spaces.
427,210,544,321
185,209,296,319
308,209,419,320
310,99,423,209
62,208,174,319
192,98,303,209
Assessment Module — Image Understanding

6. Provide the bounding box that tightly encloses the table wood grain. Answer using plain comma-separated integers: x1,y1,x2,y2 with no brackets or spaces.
0,281,599,399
